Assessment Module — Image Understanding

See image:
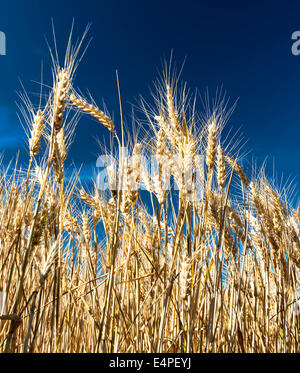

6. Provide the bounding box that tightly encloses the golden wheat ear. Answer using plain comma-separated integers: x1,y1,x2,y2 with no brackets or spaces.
49,23,91,132
69,92,115,133
225,155,248,188
206,120,218,171
29,110,44,157
216,145,226,188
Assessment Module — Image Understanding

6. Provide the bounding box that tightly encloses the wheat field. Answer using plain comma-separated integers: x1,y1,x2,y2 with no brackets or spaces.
0,29,300,353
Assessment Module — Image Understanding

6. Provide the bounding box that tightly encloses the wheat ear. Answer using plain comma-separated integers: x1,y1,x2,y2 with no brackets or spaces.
206,121,217,170
29,110,44,157
53,68,69,132
70,93,115,133
225,155,248,188
216,145,226,188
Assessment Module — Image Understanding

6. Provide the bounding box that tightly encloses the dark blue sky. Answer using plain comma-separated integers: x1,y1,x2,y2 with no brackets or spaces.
0,0,299,199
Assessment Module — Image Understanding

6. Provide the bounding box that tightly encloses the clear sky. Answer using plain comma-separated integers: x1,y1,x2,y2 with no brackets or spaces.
0,0,299,200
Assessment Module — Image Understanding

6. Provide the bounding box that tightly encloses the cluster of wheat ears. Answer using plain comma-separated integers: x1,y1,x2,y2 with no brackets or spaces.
0,29,300,353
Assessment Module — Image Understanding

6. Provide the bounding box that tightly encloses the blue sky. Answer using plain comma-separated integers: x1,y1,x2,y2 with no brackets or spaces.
0,0,299,200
